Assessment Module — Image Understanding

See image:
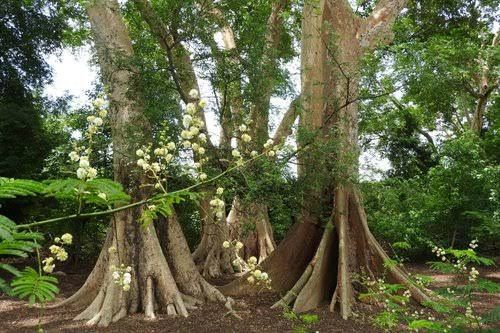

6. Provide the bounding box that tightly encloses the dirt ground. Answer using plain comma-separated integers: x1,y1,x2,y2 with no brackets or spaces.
0,264,498,333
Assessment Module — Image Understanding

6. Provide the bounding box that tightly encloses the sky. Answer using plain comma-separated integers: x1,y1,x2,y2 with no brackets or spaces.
44,45,390,180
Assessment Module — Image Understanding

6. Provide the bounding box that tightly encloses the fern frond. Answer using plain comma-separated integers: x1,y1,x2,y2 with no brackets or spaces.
11,267,59,305
0,178,45,199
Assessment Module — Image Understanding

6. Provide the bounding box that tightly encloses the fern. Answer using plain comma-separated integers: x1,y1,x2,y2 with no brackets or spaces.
85,178,130,206
11,267,59,305
0,215,16,240
482,306,500,324
0,178,46,199
0,263,21,294
43,178,83,200
44,178,130,206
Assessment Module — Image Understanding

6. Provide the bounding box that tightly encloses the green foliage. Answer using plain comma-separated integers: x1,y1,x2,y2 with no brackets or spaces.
363,133,500,258
11,267,59,306
139,191,199,227
0,178,46,199
43,178,130,207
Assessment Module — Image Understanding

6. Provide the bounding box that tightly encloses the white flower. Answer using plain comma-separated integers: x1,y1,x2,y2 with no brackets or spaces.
235,241,243,249
99,109,108,118
108,246,117,254
136,149,144,157
183,141,192,148
137,159,145,167
167,142,176,150
182,115,192,127
123,284,131,291
79,157,90,168
199,173,207,181
154,148,164,156
267,150,275,157
93,98,105,108
43,264,55,273
126,266,132,272
92,117,103,126
250,150,258,157
193,162,201,168
76,168,87,180
232,149,241,158
151,163,161,172
189,89,199,99
239,124,247,132
98,192,107,200
261,272,268,280
248,256,257,264
192,143,199,150
87,115,96,123
87,168,97,179
61,233,73,245
216,211,224,219
247,276,255,284
241,133,252,142
56,248,68,261
216,187,224,195
199,99,207,108
68,151,80,162
123,272,132,284
54,237,60,243
165,154,173,163
186,103,196,114
112,271,120,280
253,270,262,279
181,130,192,139
198,133,207,142
197,147,205,155
190,126,200,136
43,257,54,265
222,241,230,248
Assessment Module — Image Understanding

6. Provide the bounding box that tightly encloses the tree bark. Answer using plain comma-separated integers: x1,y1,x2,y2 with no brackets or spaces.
50,1,225,325
226,197,276,263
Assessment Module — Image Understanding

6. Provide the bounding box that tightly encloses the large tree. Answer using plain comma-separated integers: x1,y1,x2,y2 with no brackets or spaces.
52,0,225,326
130,0,298,275
222,0,431,318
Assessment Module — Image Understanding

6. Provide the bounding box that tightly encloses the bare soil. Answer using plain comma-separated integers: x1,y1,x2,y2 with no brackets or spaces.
0,263,498,332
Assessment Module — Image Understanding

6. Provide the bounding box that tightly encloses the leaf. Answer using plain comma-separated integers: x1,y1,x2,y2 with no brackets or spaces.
0,178,46,199
0,215,16,240
409,319,444,331
11,267,59,305
482,306,500,324
475,278,500,293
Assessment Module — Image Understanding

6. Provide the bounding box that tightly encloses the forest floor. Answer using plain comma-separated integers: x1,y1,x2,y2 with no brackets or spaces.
0,263,498,333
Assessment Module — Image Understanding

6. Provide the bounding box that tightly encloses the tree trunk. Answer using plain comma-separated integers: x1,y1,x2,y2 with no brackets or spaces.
50,1,225,326
226,197,276,263
192,199,234,278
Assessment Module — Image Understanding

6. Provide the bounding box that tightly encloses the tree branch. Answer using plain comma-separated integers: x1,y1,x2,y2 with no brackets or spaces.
357,0,407,51
273,96,301,144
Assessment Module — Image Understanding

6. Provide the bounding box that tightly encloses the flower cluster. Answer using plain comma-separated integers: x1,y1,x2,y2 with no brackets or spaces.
110,264,132,291
431,246,447,261
223,240,272,290
69,98,108,181
179,90,211,180
210,187,225,221
43,233,72,273
469,239,478,249
468,267,479,282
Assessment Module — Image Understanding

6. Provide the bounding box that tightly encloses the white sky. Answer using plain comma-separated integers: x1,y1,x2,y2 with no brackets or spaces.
44,45,390,180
